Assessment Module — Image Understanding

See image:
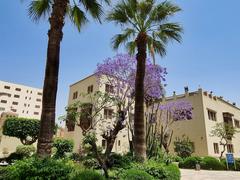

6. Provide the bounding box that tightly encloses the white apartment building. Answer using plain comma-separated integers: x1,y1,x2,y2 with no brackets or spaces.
0,80,42,158
0,80,43,118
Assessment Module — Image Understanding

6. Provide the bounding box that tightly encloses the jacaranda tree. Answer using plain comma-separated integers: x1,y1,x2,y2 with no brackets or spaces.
95,53,167,153
21,0,110,157
107,0,183,160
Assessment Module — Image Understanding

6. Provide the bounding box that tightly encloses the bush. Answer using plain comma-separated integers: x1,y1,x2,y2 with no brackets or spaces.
220,158,240,171
16,145,35,157
179,156,202,169
174,135,194,158
53,138,74,158
5,157,76,180
82,158,101,169
134,160,180,180
5,152,24,164
70,153,83,162
107,153,132,169
120,169,154,180
70,169,105,180
2,117,39,145
0,167,9,180
200,156,225,170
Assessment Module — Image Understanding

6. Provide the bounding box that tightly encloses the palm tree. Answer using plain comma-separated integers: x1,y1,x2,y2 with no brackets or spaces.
22,0,110,157
107,0,182,160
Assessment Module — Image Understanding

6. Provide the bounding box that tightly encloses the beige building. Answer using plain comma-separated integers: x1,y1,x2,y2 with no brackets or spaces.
64,75,130,154
166,87,240,158
64,75,240,159
0,80,42,158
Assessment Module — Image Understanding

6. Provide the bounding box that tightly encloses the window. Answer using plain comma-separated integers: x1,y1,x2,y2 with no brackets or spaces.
36,98,41,102
25,97,27,100
105,84,114,94
87,85,94,94
4,86,10,89
35,105,40,108
208,109,217,121
0,107,5,111
29,97,31,100
102,139,106,149
73,91,78,100
34,112,39,115
12,109,17,112
28,104,30,107
234,119,240,128
227,144,234,153
24,103,27,107
12,102,18,105
104,109,113,119
37,92,42,96
1,100,7,104
22,110,24,113
15,88,21,91
14,94,20,98
118,140,121,146
213,143,219,154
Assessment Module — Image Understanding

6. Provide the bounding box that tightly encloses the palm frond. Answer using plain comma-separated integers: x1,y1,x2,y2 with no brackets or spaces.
80,0,104,22
126,41,136,55
28,0,52,22
146,1,181,25
158,23,183,43
111,28,135,49
147,35,166,57
69,5,88,32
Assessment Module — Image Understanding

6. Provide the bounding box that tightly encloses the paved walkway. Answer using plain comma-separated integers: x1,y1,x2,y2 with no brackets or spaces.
181,169,240,180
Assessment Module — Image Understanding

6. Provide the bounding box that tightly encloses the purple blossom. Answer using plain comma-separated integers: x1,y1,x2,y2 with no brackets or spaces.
159,100,193,121
95,54,167,102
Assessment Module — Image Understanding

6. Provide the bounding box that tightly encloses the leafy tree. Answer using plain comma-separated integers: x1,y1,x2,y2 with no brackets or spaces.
210,122,239,159
53,138,74,158
21,0,110,157
174,135,194,158
2,117,39,145
107,0,183,160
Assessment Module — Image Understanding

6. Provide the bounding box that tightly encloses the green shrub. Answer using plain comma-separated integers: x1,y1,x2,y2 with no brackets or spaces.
120,169,154,180
5,157,76,180
53,138,74,158
134,160,180,180
173,156,183,163
82,158,100,169
70,169,105,180
16,145,35,157
174,135,194,158
200,156,225,170
2,117,39,145
220,158,240,171
179,156,202,169
70,153,83,162
0,167,9,180
5,152,24,164
107,153,132,169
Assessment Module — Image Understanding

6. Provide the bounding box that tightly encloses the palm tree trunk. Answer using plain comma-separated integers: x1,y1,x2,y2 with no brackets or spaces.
37,0,68,157
133,32,147,161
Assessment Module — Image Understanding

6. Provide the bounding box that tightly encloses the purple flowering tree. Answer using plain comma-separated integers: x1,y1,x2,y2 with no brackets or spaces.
95,54,167,153
146,100,192,157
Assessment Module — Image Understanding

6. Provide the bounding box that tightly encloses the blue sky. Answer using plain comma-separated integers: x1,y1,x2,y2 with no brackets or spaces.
1,0,240,122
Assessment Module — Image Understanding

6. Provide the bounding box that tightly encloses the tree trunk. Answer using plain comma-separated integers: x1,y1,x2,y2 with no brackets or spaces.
133,32,147,161
37,0,68,157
